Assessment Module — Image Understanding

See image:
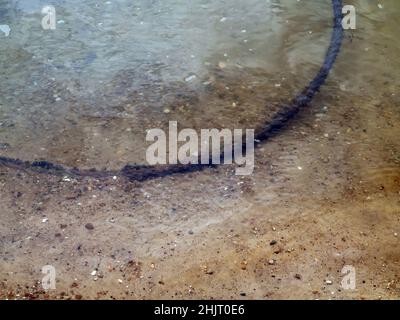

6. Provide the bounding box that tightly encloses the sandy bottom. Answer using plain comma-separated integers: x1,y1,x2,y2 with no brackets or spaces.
1,77,399,299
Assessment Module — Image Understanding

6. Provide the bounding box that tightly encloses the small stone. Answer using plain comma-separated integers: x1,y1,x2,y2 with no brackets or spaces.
295,274,302,280
85,223,94,230
0,25,11,37
326,280,333,285
218,62,226,69
91,270,97,276
270,240,277,246
185,74,196,82
268,259,275,265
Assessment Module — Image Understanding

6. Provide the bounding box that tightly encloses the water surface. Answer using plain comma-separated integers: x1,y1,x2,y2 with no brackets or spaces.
0,0,334,169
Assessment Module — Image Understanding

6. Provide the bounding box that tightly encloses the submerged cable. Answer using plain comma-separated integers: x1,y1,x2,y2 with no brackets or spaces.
0,0,344,181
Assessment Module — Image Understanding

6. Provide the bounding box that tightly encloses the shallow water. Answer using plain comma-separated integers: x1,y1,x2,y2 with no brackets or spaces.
0,0,336,169
0,0,399,171
1,1,400,300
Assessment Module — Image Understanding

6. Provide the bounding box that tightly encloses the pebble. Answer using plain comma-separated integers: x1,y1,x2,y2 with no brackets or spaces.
268,259,275,265
325,280,333,285
185,75,196,82
0,25,11,37
270,240,277,246
85,223,94,230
